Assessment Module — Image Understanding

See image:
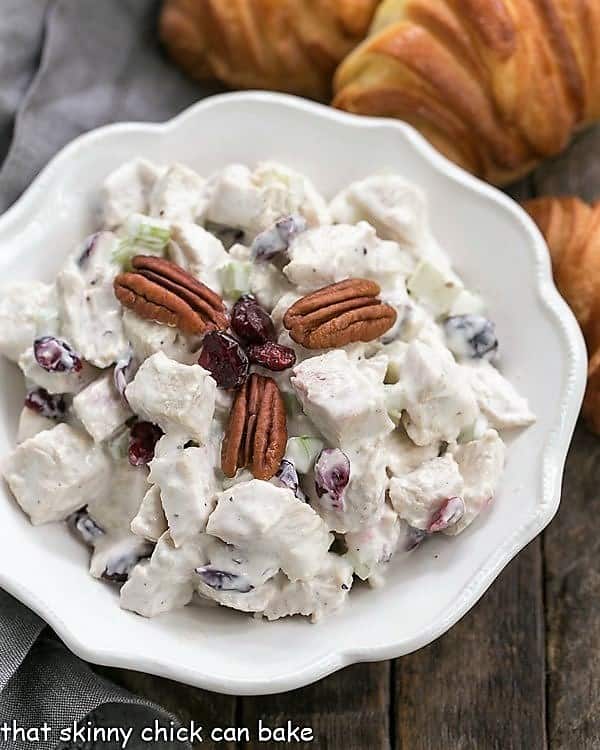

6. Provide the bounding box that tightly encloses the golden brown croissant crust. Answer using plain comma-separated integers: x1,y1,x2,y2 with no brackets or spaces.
524,196,600,434
333,0,600,185
160,0,380,100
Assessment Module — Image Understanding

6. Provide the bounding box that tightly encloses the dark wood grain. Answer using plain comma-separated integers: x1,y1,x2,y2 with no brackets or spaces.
239,663,391,750
393,540,546,750
101,668,237,749
541,426,600,750
532,122,600,750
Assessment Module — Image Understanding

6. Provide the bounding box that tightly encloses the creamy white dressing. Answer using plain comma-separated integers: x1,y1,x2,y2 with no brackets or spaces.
0,159,535,622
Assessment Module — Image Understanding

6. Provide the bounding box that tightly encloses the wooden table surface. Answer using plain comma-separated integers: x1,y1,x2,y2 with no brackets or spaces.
104,125,600,750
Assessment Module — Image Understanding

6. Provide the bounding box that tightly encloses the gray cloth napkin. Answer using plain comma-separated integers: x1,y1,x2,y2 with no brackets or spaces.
0,0,221,746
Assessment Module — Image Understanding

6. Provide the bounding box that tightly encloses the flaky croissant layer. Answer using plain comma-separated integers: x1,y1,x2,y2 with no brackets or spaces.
160,0,380,100
524,196,600,434
334,0,600,185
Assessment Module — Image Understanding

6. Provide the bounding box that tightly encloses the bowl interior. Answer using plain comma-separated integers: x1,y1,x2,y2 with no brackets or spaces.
0,94,584,694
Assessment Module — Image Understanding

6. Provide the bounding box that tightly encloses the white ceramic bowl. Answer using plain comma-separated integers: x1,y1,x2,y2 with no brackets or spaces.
0,92,587,695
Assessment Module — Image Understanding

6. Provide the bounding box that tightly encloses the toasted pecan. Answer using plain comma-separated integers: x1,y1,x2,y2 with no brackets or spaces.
221,373,287,480
283,278,396,349
114,255,228,335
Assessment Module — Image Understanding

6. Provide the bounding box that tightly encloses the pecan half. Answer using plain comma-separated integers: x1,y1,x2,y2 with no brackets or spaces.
114,255,228,335
221,374,287,480
283,278,396,349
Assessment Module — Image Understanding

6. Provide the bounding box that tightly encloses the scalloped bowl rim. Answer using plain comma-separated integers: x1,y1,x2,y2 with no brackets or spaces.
0,92,587,695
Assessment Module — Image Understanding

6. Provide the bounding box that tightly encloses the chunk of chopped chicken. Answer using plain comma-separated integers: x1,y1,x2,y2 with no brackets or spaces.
125,351,216,443
283,221,409,293
148,163,206,224
388,454,464,531
344,504,402,581
399,340,479,445
168,223,229,292
0,281,59,362
207,480,333,581
464,362,536,430
2,424,110,525
446,430,505,535
56,232,129,367
120,532,206,617
263,554,353,622
148,436,219,547
291,350,394,448
329,174,448,268
130,485,168,543
121,309,196,364
205,162,329,241
72,371,132,442
87,458,148,534
308,443,388,534
101,158,164,228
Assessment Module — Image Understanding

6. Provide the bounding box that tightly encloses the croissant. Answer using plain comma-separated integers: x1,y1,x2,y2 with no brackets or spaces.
524,196,600,434
159,0,380,101
333,0,600,185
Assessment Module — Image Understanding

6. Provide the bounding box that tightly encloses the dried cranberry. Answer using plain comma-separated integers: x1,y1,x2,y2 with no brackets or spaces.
404,526,427,551
101,540,154,583
250,214,307,261
247,341,296,371
113,352,137,402
314,448,351,511
67,508,105,546
77,232,101,267
198,331,249,389
34,336,83,373
273,459,306,501
443,315,498,361
24,388,66,419
128,421,163,466
195,567,254,593
230,295,276,344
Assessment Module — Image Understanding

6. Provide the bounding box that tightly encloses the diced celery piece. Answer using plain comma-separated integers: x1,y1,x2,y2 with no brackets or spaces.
113,213,171,269
407,260,463,315
219,261,252,300
450,289,486,316
126,213,171,250
285,436,324,474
